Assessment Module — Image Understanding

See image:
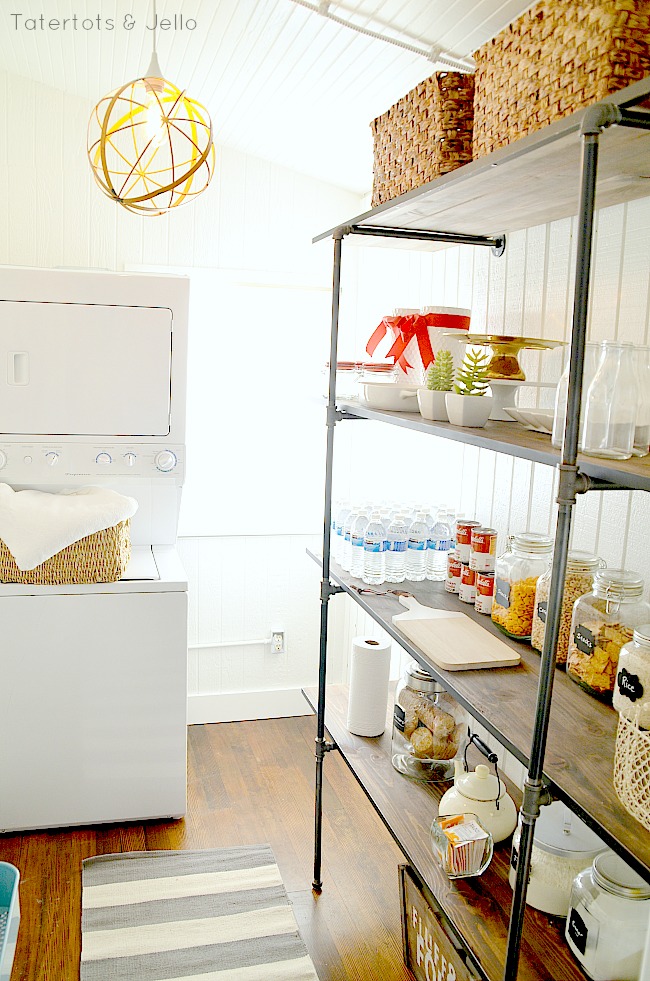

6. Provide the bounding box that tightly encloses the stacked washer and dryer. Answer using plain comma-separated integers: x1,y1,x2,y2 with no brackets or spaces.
0,266,190,832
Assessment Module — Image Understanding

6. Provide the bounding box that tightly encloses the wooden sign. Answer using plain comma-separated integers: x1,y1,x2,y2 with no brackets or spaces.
399,865,482,981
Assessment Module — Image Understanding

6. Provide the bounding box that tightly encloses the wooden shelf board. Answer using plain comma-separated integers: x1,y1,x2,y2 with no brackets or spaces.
336,400,650,492
303,683,588,981
307,550,650,880
314,78,650,246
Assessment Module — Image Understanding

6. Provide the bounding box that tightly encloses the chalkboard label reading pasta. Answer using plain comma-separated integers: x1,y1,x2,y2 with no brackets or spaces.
574,624,595,656
567,907,588,955
495,578,511,609
537,600,548,624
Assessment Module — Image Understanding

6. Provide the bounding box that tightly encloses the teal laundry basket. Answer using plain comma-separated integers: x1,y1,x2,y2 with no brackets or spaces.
0,863,19,981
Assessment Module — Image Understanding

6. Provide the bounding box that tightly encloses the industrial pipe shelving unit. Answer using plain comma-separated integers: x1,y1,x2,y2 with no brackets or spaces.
311,76,650,981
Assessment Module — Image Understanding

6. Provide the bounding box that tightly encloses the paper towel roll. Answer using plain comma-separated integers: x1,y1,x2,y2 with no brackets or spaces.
347,636,392,737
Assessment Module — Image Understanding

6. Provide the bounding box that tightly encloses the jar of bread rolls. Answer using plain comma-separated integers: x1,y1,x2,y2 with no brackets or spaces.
391,662,469,782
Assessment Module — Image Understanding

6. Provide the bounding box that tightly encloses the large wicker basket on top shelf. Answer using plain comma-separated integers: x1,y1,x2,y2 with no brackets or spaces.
371,72,474,207
0,520,131,585
473,0,650,158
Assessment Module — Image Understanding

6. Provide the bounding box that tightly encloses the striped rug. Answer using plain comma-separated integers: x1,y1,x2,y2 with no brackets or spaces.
81,845,320,981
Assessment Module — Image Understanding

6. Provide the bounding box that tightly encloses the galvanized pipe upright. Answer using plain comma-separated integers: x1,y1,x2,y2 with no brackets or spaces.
313,231,344,892
503,109,608,980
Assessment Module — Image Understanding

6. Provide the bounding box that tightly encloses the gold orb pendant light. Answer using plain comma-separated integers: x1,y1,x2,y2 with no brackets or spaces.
87,6,214,216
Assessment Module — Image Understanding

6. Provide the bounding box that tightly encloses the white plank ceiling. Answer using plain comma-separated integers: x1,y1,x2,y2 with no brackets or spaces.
0,0,535,191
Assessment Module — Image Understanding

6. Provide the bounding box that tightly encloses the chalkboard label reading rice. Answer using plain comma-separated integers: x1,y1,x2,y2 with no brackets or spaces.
574,624,595,656
537,601,548,624
617,668,644,702
495,578,511,609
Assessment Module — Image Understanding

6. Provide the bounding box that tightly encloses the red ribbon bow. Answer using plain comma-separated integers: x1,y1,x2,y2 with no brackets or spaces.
366,311,471,371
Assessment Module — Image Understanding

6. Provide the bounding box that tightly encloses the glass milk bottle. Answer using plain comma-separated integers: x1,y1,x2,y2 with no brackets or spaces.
552,342,599,450
633,345,650,457
582,342,638,460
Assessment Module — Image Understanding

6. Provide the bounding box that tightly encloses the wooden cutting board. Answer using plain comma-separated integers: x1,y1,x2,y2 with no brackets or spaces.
393,612,520,671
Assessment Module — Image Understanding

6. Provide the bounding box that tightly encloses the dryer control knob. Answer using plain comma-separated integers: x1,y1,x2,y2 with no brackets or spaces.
96,452,112,465
0,450,6,470
45,451,59,466
124,452,137,467
155,450,177,472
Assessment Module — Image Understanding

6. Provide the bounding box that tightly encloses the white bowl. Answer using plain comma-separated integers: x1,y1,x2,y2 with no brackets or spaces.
358,381,419,411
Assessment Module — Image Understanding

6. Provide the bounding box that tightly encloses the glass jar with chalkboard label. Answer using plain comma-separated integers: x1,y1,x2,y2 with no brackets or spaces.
391,662,469,782
531,552,604,664
491,533,553,640
566,570,650,703
565,850,650,981
613,624,650,727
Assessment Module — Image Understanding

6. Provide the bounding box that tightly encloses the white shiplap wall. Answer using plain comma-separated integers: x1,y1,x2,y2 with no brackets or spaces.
0,68,362,722
328,201,650,788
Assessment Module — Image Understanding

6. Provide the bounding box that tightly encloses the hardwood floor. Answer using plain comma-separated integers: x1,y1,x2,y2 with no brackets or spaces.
0,715,413,981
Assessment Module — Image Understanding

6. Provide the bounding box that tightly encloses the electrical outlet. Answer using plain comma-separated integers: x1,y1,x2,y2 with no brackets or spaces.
271,631,285,654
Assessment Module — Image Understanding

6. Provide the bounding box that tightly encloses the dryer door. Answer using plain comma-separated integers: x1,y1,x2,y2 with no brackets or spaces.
0,300,172,436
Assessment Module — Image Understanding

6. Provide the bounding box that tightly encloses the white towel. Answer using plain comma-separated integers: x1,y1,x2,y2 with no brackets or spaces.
0,483,138,571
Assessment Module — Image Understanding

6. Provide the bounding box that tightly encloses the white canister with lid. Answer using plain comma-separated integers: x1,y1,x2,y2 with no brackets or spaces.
565,850,650,981
508,801,606,916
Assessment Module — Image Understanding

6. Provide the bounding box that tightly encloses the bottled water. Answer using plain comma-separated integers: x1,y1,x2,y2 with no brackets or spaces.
333,501,350,564
426,510,453,581
405,511,429,581
362,512,386,586
385,513,409,583
340,507,360,572
350,509,369,579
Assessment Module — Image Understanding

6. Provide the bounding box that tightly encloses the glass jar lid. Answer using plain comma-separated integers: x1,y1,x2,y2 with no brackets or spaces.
566,550,603,574
404,662,445,695
633,624,650,646
511,532,554,555
594,569,644,600
592,851,650,900
530,801,606,858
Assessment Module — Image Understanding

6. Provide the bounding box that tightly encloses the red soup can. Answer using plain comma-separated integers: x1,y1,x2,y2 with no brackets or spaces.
475,572,496,615
456,520,480,564
470,527,497,572
445,551,462,593
459,564,476,604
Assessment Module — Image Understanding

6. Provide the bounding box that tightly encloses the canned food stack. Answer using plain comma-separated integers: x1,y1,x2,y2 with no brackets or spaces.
446,521,497,617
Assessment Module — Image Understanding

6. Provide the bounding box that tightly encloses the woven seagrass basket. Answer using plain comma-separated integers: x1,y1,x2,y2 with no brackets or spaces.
614,714,650,832
371,72,474,207
0,519,131,585
473,0,650,158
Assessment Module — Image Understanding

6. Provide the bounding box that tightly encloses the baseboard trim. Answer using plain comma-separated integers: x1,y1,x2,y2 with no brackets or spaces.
187,688,314,725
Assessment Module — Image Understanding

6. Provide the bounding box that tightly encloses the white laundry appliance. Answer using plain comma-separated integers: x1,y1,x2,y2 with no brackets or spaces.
0,266,190,832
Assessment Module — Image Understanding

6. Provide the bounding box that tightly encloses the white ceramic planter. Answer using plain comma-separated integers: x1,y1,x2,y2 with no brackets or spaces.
417,388,449,421
445,393,493,428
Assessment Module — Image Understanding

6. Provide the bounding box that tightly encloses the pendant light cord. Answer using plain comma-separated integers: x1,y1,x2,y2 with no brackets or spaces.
152,0,157,57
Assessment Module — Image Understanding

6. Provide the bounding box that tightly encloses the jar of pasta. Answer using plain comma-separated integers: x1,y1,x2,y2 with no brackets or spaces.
492,533,553,640
531,552,605,664
567,570,650,703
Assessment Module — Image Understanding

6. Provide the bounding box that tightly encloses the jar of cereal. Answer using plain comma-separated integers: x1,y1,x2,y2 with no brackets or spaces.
567,570,650,703
492,533,553,640
531,551,605,664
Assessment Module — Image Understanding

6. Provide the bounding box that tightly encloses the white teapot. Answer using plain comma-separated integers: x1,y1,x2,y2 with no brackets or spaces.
438,760,518,843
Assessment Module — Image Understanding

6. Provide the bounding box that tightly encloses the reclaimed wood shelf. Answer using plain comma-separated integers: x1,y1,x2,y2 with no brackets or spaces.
314,78,650,247
307,549,650,881
335,400,650,492
302,683,588,981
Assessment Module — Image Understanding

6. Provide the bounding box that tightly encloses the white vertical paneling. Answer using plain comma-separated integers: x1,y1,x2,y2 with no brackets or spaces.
617,199,650,347
6,77,37,266
588,206,625,340
503,229,526,335
0,73,8,264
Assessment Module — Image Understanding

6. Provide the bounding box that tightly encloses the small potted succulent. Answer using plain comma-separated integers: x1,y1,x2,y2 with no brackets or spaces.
445,347,493,427
418,349,454,421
